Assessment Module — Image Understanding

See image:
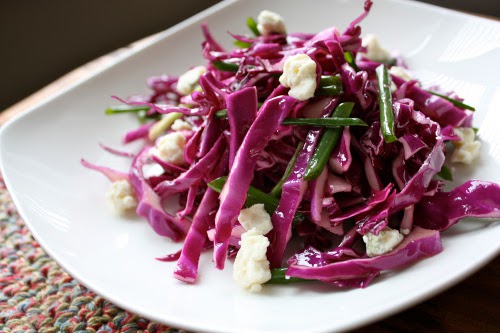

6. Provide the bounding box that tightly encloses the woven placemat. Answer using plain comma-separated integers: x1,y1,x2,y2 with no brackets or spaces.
0,177,188,333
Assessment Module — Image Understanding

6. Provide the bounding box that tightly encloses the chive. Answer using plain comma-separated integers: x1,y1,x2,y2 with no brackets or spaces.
247,17,260,36
207,176,226,191
106,105,159,124
234,40,252,48
319,75,341,87
304,102,355,180
208,177,305,224
208,177,279,215
316,86,344,96
436,165,453,181
105,105,150,115
212,61,239,72
376,64,398,143
136,110,161,124
215,109,228,118
265,268,310,284
138,111,161,123
270,142,304,197
316,75,344,96
137,109,146,122
344,51,359,72
215,102,263,119
148,112,183,141
282,117,367,127
383,58,397,67
425,91,475,111
138,110,162,122
215,110,365,127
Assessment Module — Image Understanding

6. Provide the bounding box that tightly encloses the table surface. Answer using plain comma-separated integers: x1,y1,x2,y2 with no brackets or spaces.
1,27,499,333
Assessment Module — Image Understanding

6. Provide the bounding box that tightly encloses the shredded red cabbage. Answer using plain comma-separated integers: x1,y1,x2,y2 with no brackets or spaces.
82,0,499,290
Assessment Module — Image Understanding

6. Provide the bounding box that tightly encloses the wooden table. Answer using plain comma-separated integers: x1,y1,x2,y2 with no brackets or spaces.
1,30,499,333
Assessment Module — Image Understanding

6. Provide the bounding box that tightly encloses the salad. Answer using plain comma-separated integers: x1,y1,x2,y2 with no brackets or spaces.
82,0,500,293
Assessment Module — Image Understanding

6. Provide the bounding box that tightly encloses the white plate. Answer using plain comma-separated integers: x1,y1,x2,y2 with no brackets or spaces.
1,0,499,332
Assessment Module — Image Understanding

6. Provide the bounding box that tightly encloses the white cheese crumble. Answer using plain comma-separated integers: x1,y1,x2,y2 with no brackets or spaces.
451,127,481,164
106,180,137,214
279,54,317,101
141,162,165,179
389,66,413,93
360,34,391,63
390,81,398,94
401,228,410,236
148,112,183,141
389,66,413,82
363,227,404,257
176,66,206,95
257,10,286,36
237,204,273,236
233,228,272,293
149,132,186,166
233,204,274,292
171,119,192,131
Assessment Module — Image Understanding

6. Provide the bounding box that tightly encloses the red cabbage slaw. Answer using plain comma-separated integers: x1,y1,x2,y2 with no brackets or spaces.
83,0,500,290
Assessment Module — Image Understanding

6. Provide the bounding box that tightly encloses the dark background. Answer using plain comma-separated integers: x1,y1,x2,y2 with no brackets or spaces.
0,0,498,111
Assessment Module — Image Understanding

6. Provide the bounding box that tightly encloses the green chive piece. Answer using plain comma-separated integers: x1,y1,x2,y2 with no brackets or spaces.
304,102,355,180
105,105,160,124
319,75,341,87
426,90,476,111
148,112,183,141
316,75,343,96
208,176,305,224
208,177,279,215
215,110,366,127
270,142,304,198
215,102,263,119
265,268,310,284
376,64,398,143
383,58,397,66
137,110,146,122
138,110,161,123
247,17,260,36
234,40,252,48
316,86,344,96
437,165,453,181
281,117,367,127
212,61,239,72
344,51,359,72
207,176,226,190
105,105,150,115
215,109,228,118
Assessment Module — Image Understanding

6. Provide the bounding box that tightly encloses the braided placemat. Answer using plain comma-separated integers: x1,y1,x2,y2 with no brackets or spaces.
1,169,498,332
0,177,188,333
